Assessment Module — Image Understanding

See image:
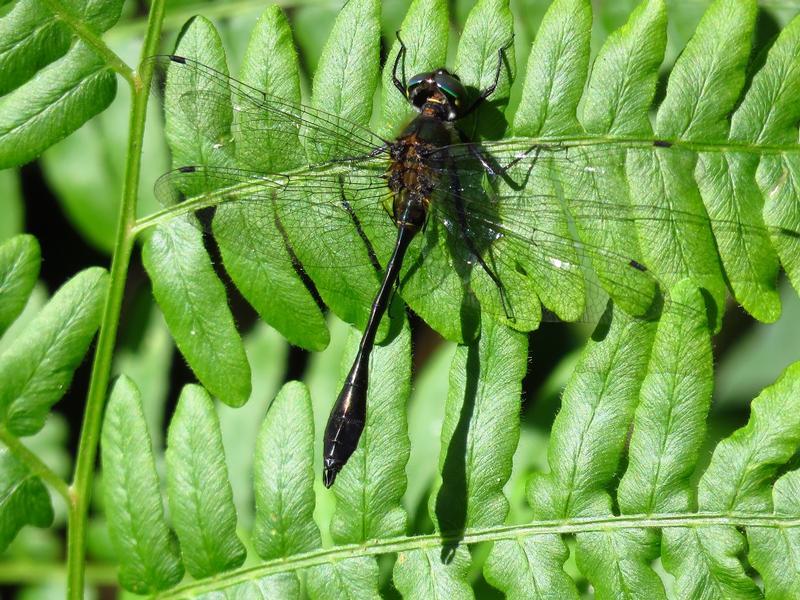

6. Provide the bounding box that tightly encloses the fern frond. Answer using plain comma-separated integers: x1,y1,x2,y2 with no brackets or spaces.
102,376,183,593
102,306,800,598
88,0,800,597
0,0,127,168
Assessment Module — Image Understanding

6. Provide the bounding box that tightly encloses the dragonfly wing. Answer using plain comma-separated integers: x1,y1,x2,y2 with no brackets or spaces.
151,55,391,172
417,146,697,331
434,139,800,327
152,161,401,344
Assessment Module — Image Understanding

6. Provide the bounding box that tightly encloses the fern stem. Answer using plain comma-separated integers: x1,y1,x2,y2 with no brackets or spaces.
156,512,800,599
38,0,136,86
108,0,320,40
0,562,117,586
0,425,70,502
64,1,167,598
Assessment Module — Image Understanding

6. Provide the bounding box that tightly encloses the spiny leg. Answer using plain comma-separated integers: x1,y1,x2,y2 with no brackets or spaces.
446,151,516,322
338,175,407,317
392,31,408,97
337,175,382,273
460,36,514,118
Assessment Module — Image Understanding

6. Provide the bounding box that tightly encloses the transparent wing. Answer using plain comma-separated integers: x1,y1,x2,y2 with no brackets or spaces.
149,55,391,173
421,140,800,329
406,155,661,333
152,154,410,342
147,148,742,343
148,52,800,338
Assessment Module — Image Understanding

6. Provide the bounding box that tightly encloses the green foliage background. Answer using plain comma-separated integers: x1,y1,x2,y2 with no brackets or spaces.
1,0,800,599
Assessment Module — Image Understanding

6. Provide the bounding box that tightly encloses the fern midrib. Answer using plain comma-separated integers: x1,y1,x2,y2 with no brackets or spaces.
153,512,800,599
644,369,681,514
130,132,800,237
6,276,95,415
562,329,625,518
1,62,110,139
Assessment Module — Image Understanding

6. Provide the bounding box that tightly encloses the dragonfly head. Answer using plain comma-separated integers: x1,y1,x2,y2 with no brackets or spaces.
407,68,467,121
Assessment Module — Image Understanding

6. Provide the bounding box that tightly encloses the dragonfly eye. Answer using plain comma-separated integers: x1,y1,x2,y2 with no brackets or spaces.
406,72,432,98
433,71,467,107
406,70,466,119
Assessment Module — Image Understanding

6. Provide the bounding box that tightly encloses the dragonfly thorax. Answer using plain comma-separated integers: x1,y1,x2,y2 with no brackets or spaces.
387,125,444,232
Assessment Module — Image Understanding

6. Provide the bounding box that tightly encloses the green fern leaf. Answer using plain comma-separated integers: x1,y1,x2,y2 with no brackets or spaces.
213,5,328,352
743,15,800,298
307,557,383,600
0,265,107,436
617,281,713,515
632,0,757,326
0,169,23,242
252,381,318,561
666,360,800,599
0,0,124,168
396,315,527,593
748,470,800,599
101,375,184,594
143,0,800,351
580,281,709,599
394,547,473,599
453,0,515,140
494,304,656,598
0,444,53,553
148,16,251,408
307,318,411,596
95,0,800,597
329,321,411,543
142,213,251,407
217,322,288,527
505,0,591,323
568,0,665,318
165,384,246,578
0,234,39,335
113,308,173,451
291,0,386,340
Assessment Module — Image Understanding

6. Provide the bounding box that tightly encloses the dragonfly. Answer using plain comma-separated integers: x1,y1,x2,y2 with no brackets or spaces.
148,37,799,488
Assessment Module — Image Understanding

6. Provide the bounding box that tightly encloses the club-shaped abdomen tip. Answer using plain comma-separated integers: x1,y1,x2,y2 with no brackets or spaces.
323,460,341,488
322,379,367,488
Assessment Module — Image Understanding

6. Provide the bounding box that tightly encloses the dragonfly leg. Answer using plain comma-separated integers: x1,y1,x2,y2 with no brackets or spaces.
457,128,526,191
448,159,516,322
392,32,408,97
463,133,500,176
499,143,543,174
337,175,382,274
476,245,515,322
460,36,514,118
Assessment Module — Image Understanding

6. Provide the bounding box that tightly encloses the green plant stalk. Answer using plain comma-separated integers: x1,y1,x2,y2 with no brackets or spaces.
108,0,322,40
65,1,167,597
0,562,118,586
0,425,70,502
158,512,800,599
38,0,135,86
